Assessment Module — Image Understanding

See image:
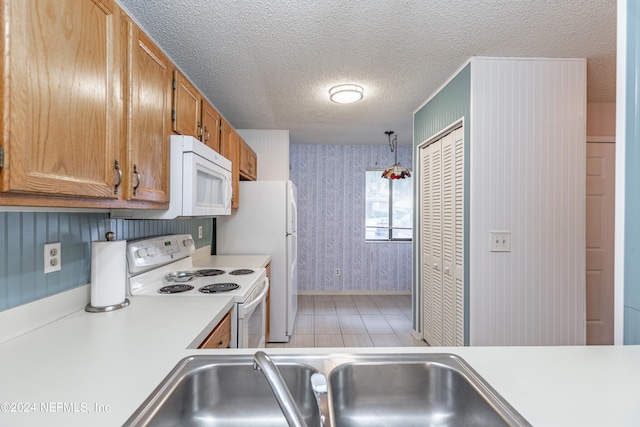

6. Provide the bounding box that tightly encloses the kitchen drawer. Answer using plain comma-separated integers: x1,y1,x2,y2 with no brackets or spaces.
198,312,232,349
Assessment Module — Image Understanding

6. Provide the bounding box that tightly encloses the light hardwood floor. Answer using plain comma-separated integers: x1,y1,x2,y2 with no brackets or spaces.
267,294,428,348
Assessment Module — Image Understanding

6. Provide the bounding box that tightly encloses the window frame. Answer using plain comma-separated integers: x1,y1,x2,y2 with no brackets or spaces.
365,169,413,242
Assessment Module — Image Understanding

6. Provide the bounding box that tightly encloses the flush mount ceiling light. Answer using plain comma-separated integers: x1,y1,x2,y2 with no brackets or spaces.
382,131,411,179
329,84,364,104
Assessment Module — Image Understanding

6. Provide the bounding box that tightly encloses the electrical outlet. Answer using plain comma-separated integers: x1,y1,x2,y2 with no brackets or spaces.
44,242,61,273
335,268,341,276
490,232,511,252
198,225,203,239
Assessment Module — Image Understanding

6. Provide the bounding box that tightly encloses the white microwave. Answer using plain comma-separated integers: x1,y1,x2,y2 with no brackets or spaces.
111,136,232,219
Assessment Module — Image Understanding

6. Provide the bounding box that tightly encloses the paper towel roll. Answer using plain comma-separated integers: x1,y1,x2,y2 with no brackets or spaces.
89,238,127,309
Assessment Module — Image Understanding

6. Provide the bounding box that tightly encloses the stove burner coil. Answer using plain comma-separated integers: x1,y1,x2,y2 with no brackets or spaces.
165,271,198,282
158,284,194,294
165,269,226,282
229,269,255,275
196,269,226,276
198,283,240,293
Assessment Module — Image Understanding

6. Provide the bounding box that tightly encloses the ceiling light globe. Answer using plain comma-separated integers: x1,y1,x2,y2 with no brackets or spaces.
329,84,364,104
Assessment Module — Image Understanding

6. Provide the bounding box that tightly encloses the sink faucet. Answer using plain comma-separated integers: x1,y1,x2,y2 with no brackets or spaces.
253,351,309,427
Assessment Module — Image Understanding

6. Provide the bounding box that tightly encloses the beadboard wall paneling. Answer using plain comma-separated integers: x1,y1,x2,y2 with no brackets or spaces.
238,129,290,181
290,144,412,293
623,0,640,344
0,212,212,311
469,57,586,345
413,63,471,334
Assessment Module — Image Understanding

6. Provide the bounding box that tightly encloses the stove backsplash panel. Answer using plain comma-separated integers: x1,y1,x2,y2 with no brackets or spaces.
0,212,213,312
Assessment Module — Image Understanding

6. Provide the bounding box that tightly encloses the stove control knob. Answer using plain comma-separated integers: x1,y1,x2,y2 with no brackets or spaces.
135,248,148,258
183,238,194,247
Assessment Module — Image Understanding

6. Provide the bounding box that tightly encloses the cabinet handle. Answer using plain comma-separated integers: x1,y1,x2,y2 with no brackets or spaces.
218,340,224,348
132,164,141,196
204,127,210,142
113,160,122,194
445,266,450,275
197,122,203,137
433,263,439,270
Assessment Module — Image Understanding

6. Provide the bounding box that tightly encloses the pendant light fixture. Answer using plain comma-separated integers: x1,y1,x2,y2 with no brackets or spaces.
382,131,411,179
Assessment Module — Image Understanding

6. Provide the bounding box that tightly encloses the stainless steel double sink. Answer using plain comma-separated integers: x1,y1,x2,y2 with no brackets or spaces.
124,353,531,427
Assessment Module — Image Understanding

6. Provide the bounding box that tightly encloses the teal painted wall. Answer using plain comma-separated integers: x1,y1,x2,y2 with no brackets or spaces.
412,63,471,342
624,0,640,344
0,212,213,312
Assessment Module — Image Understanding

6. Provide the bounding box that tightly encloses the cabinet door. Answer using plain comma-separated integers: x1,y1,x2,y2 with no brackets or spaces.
201,100,221,153
124,19,171,203
198,312,232,349
1,0,122,199
172,71,200,138
220,120,239,208
239,138,257,181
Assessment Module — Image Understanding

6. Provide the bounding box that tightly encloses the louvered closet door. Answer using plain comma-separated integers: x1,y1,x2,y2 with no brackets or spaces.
421,125,464,347
421,142,433,344
422,139,443,346
421,141,434,345
453,127,464,346
441,133,456,346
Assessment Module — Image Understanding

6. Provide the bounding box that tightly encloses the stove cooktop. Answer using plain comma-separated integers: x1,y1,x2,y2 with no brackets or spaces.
126,234,266,301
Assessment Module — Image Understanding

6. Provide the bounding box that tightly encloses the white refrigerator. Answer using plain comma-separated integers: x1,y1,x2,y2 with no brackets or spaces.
216,180,298,342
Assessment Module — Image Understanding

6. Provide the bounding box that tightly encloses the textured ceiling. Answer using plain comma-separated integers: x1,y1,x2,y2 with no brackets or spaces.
117,0,616,146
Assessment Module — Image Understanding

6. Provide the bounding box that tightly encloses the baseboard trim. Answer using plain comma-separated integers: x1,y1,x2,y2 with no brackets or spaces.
298,290,411,296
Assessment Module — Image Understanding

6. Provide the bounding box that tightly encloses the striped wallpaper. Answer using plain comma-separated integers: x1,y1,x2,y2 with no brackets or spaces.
290,143,412,293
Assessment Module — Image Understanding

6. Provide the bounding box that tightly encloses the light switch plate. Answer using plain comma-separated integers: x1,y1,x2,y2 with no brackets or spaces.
490,232,511,252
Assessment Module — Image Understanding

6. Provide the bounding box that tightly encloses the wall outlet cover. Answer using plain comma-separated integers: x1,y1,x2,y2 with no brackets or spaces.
44,242,62,273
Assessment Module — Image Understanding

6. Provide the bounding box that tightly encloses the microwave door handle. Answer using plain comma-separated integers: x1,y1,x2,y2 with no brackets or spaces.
242,278,269,315
223,174,232,209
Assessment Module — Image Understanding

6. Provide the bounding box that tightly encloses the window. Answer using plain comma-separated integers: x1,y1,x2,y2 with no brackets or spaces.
365,170,413,240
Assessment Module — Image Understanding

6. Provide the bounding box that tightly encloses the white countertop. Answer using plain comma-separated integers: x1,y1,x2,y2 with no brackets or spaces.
0,295,235,427
1,287,639,425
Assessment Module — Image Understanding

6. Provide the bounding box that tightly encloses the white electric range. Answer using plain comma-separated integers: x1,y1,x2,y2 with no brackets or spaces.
125,234,268,348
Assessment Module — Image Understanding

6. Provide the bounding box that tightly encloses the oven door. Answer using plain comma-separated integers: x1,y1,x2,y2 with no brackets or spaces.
237,277,269,348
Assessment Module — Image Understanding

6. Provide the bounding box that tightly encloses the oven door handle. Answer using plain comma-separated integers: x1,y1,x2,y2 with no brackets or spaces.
240,278,269,317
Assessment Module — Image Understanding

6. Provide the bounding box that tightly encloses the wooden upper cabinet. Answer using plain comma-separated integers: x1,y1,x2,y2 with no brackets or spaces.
220,119,239,208
201,101,221,153
172,71,201,139
122,17,171,204
0,0,123,199
239,138,257,181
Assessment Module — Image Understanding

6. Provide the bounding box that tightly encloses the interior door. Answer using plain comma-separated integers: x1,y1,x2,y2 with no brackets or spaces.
586,142,615,345
421,125,464,347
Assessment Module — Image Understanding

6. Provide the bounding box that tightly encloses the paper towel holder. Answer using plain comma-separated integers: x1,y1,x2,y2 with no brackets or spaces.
85,231,130,313
85,299,130,313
